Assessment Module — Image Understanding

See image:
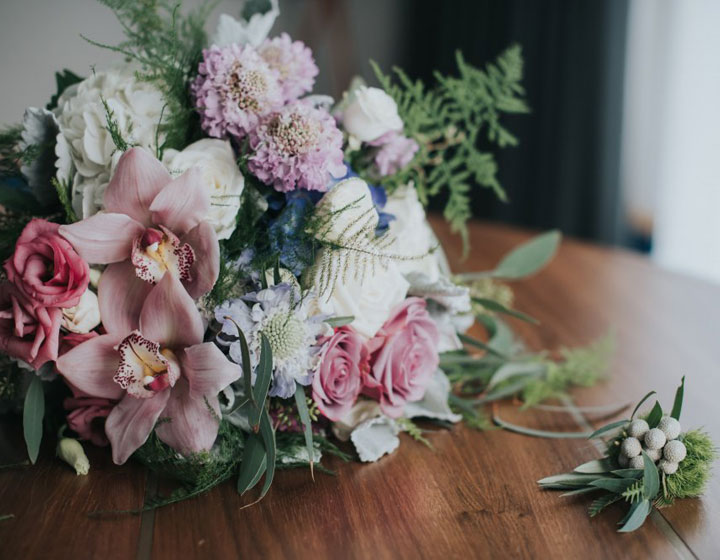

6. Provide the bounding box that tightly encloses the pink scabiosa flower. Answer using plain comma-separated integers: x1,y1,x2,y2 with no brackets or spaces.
248,101,346,192
363,297,439,418
56,274,242,464
191,43,283,139
59,148,220,333
258,33,318,102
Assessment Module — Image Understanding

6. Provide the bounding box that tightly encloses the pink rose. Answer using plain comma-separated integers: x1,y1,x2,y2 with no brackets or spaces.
313,326,369,421
64,384,115,447
0,283,62,368
59,331,99,357
364,297,439,418
4,218,90,309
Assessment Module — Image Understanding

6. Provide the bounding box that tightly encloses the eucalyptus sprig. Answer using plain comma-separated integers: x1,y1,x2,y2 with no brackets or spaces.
538,378,716,532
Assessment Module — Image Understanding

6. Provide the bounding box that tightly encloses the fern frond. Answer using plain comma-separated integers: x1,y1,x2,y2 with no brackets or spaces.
622,480,644,503
589,493,621,517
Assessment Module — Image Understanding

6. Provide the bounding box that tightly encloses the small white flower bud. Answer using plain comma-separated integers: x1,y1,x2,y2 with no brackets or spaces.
620,437,642,458
627,419,649,439
644,428,666,450
658,459,679,475
663,439,687,463
643,446,662,462
657,416,681,441
57,438,90,475
629,455,645,469
618,453,630,468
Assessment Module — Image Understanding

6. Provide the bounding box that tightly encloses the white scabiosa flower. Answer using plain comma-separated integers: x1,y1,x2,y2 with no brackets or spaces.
54,65,166,219
163,139,245,240
215,282,332,399
621,437,642,458
627,419,649,439
644,428,667,450
658,416,682,441
658,459,679,475
663,440,687,463
628,455,645,470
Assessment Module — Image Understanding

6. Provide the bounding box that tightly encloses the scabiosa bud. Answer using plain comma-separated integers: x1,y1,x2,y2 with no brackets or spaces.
658,416,682,441
621,437,642,458
57,437,90,475
627,419,650,439
664,439,687,463
658,459,679,475
645,428,667,450
644,446,662,462
628,455,645,470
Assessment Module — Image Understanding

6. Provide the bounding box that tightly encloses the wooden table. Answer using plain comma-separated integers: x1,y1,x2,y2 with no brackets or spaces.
1,219,719,560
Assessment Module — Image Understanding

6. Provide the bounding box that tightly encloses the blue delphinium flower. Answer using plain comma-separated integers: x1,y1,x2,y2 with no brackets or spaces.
215,282,330,399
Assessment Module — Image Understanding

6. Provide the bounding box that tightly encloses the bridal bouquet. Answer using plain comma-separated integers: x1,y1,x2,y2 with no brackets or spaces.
0,0,611,507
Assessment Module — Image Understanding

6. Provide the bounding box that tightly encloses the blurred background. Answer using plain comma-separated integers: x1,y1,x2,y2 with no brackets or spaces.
1,0,718,283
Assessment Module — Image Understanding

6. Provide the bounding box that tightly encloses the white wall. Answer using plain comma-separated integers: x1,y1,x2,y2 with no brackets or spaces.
622,0,720,284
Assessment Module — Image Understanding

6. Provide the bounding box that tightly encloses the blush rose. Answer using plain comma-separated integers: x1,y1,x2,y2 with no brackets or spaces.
364,297,439,418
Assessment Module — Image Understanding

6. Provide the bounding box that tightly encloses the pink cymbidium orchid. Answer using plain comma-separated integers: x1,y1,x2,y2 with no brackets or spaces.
59,147,220,333
56,274,241,464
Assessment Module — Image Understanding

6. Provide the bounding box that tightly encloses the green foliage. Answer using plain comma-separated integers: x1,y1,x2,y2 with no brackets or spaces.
51,177,78,223
22,376,45,465
0,126,24,178
101,97,132,152
86,0,212,155
520,333,613,408
397,418,433,449
46,69,83,111
364,46,528,252
665,430,717,499
622,480,643,503
589,493,621,517
0,210,32,262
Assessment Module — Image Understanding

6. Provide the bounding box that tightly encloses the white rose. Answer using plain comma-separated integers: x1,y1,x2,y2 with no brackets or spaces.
384,184,442,282
342,86,403,142
314,177,377,243
54,65,166,219
163,139,245,240
61,289,101,334
211,0,280,48
310,250,409,338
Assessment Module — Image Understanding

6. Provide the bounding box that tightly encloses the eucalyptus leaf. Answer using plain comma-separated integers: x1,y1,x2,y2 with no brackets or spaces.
325,316,355,327
618,499,651,532
488,318,515,355
588,419,628,439
249,334,273,427
491,230,561,279
237,433,266,495
561,487,601,497
589,478,638,494
630,390,656,420
495,412,592,438
458,333,508,359
23,375,44,465
294,383,315,477
646,401,663,428
472,297,539,324
476,378,535,404
671,376,685,420
538,473,607,486
611,468,643,479
257,410,276,499
487,362,546,391
641,451,660,499
573,458,614,474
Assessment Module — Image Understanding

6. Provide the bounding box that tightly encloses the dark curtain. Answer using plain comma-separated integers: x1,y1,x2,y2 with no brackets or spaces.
400,0,629,245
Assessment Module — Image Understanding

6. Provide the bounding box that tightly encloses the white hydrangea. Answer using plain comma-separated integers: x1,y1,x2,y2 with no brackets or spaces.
54,65,166,219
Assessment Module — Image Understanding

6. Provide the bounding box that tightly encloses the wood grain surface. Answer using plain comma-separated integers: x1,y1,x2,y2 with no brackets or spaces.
1,218,718,560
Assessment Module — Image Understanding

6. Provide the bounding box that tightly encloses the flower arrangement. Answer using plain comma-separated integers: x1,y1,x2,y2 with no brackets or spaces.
0,0,630,510
539,378,717,532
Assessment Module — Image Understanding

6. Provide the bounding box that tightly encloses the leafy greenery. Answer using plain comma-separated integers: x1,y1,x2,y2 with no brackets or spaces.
362,46,528,252
397,418,433,449
665,429,717,500
46,69,84,111
23,375,45,465
85,0,213,155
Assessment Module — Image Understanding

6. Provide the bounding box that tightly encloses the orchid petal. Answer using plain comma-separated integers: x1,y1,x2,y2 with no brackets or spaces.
98,261,153,334
155,379,220,456
149,167,210,236
181,222,220,299
105,390,171,464
103,147,171,226
139,274,204,349
181,342,242,400
56,333,125,400
59,213,144,264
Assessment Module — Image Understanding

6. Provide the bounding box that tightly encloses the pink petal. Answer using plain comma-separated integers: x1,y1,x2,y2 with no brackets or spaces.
149,167,210,236
56,333,125,400
181,342,241,400
105,390,171,464
98,261,153,334
155,379,220,456
59,213,144,264
139,274,204,349
181,222,219,299
104,147,171,226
